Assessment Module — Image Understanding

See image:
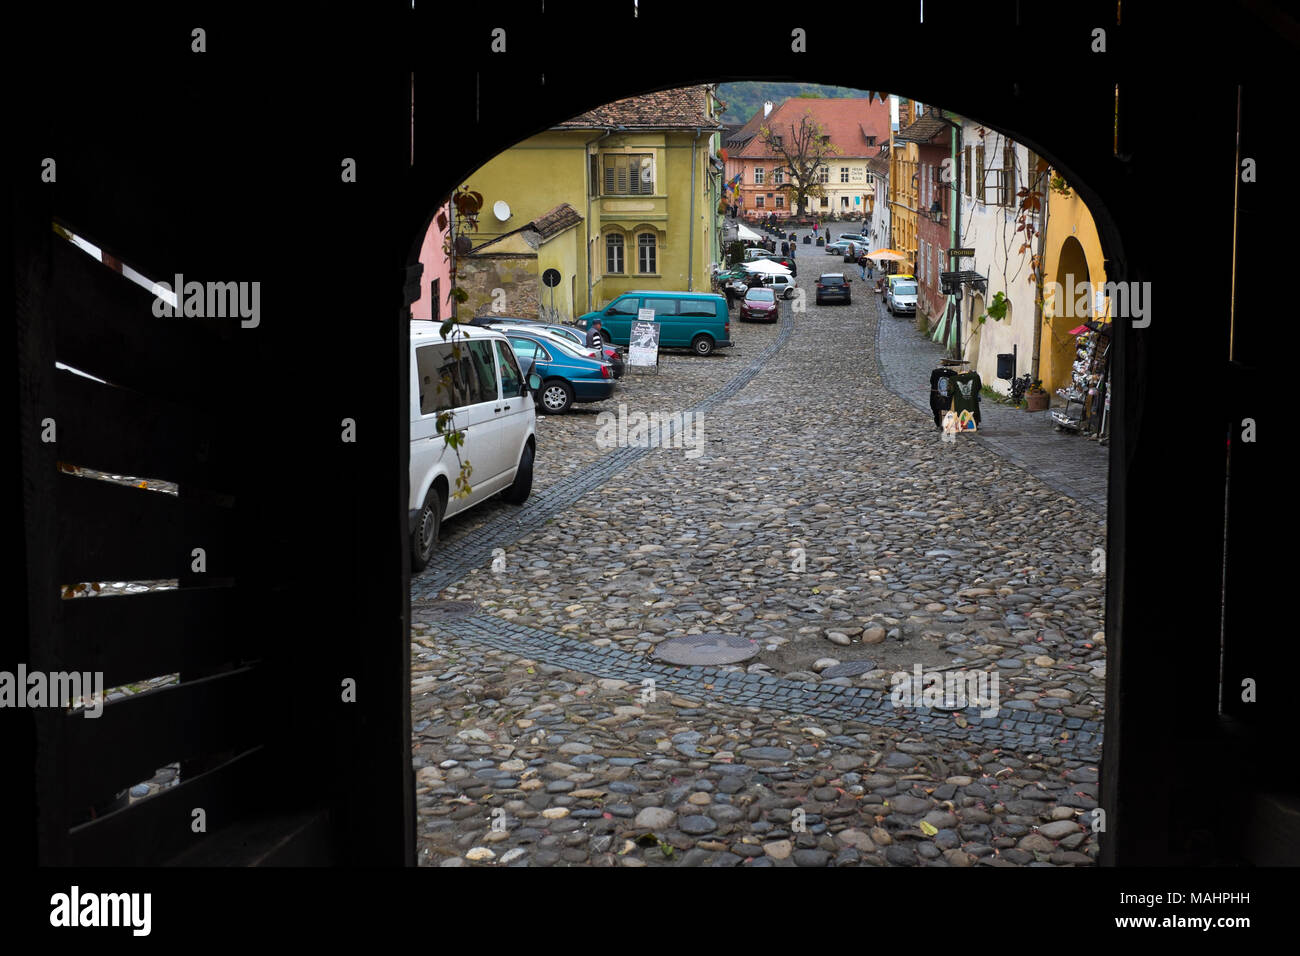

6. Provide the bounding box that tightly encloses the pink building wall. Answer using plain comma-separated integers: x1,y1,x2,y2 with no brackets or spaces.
412,200,454,321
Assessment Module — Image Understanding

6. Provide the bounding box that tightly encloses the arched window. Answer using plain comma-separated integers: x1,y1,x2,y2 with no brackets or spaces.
606,232,624,274
637,232,657,274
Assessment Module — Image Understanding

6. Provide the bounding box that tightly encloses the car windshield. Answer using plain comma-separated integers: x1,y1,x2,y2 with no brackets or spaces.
746,289,775,301
894,283,917,294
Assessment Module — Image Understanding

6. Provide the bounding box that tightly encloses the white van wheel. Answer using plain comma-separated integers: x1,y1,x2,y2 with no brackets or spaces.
411,485,443,572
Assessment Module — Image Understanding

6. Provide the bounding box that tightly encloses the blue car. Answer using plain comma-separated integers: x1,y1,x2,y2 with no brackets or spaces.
502,328,615,414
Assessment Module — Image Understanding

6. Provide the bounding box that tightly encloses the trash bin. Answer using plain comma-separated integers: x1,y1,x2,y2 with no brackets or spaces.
816,237,824,247
803,235,811,244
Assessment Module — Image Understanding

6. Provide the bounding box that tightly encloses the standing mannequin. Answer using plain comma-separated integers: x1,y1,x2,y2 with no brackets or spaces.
951,365,982,426
929,363,959,429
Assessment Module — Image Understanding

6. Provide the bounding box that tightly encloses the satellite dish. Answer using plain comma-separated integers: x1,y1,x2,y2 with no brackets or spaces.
493,200,511,221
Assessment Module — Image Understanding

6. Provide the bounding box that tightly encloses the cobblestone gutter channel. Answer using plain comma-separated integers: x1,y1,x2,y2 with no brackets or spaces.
436,617,1100,760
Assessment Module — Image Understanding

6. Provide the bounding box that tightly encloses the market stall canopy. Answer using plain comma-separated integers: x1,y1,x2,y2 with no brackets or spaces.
742,259,792,274
865,248,906,260
736,223,761,240
1070,320,1112,335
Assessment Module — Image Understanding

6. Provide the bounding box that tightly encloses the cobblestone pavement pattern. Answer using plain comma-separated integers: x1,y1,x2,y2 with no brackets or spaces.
411,223,1107,867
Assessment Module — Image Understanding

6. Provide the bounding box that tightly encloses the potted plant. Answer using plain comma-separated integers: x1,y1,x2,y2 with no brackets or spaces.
1026,379,1049,411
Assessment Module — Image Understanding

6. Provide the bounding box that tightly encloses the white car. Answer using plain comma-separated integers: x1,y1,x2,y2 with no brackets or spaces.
885,276,919,315
409,321,541,571
759,273,796,299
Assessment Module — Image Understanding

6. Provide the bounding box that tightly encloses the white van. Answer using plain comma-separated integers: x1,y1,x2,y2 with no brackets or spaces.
409,321,541,571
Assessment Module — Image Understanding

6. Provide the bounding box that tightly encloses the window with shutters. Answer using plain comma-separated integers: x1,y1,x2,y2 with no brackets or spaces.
975,145,985,203
964,146,972,198
754,166,765,184
637,233,657,273
606,233,624,274
603,153,654,195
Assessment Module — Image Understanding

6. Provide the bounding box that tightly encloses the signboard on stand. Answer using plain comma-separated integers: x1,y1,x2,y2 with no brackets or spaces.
628,309,660,369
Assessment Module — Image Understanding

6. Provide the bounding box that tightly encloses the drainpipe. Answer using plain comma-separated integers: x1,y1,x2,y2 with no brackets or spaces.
953,120,963,358
688,127,701,291
585,128,613,312
1030,162,1050,382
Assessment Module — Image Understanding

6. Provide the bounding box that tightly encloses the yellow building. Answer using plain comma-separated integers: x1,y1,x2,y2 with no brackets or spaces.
453,85,723,321
1038,177,1109,396
888,97,922,272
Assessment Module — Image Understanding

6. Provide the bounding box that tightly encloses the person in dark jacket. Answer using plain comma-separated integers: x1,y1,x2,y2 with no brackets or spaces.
585,319,604,350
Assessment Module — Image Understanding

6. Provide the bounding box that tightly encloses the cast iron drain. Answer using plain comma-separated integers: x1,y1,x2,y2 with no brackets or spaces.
654,633,759,666
821,660,877,678
411,599,479,621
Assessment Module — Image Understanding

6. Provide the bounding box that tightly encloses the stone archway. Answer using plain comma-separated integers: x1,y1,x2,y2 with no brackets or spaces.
1045,236,1090,395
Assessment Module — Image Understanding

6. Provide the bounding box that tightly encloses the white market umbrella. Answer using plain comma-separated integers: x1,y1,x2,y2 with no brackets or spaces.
735,223,762,241
742,259,792,275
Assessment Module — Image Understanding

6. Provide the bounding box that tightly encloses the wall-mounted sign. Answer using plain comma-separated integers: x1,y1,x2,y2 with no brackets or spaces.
949,247,975,258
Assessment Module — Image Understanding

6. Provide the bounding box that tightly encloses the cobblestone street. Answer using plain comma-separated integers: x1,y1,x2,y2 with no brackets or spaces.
410,225,1109,866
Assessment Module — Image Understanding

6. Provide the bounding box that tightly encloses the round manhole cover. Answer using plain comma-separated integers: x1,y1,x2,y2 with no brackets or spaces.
821,660,877,678
411,599,479,622
654,633,758,666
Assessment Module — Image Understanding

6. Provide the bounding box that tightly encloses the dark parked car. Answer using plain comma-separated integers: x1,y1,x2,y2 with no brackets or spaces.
739,286,778,322
815,273,852,305
471,315,624,378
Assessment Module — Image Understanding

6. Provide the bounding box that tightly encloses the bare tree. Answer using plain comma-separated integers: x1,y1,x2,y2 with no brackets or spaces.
758,111,843,216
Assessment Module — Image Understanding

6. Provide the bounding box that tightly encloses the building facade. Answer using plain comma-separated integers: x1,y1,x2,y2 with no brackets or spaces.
895,110,954,326
441,84,723,320
732,97,890,221
888,96,922,275
412,200,454,322
1038,175,1109,396
945,117,1044,394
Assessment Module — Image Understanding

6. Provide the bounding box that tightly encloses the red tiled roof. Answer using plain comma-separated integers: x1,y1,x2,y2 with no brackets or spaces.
736,98,892,160
725,107,769,149
530,203,582,240
554,84,721,130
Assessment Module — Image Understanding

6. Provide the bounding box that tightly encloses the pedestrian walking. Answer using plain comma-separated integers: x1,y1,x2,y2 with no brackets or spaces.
858,253,868,279
781,240,789,256
867,259,874,279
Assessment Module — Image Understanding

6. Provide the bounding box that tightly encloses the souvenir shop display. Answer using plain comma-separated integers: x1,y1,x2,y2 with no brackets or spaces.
1051,321,1111,434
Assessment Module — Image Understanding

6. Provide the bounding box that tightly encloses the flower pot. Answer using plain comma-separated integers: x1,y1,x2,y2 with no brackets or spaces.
1026,389,1049,412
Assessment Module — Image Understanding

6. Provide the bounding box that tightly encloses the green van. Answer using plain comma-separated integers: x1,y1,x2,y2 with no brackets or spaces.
576,291,733,356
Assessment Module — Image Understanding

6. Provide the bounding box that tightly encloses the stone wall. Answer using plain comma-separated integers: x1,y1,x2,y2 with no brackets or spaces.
459,254,540,318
